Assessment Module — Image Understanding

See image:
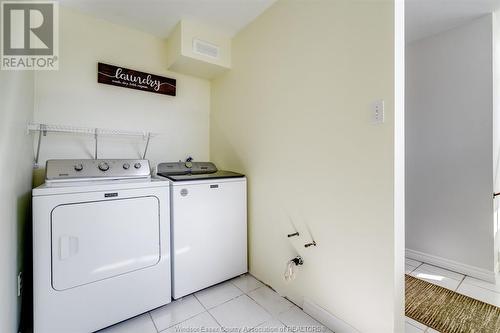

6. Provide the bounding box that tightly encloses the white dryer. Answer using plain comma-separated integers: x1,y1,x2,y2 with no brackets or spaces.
32,159,171,333
157,162,247,299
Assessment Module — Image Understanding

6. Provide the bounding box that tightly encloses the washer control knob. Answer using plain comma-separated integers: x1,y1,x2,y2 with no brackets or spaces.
185,161,193,168
74,163,83,172
134,162,142,169
98,162,110,172
123,163,130,170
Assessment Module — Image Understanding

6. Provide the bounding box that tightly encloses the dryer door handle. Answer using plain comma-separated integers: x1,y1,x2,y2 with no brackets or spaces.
59,235,79,260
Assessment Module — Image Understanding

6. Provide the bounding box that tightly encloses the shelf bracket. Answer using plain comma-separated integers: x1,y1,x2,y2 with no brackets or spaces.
142,132,151,159
34,124,47,168
94,128,98,160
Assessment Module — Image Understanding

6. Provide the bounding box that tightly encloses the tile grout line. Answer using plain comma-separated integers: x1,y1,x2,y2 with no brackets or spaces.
417,261,469,278
245,286,294,328
228,276,293,330
157,274,316,333
457,278,500,295
148,311,161,333
199,286,246,311
230,274,263,294
244,291,278,328
243,274,323,330
451,276,500,308
157,296,208,332
407,265,419,274
112,274,330,333
240,276,296,329
411,262,500,308
454,275,466,292
411,262,424,273
191,281,277,331
192,293,227,332
205,310,225,332
193,293,208,311
197,282,268,332
405,259,423,274
228,283,272,330
187,278,247,312
157,310,208,333
407,259,464,277
411,262,466,282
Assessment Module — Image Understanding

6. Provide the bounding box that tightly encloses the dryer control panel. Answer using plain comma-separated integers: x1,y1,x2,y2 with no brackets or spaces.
45,159,151,182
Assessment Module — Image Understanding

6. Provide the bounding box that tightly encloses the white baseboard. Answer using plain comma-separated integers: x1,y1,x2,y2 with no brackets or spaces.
406,248,496,283
302,298,360,333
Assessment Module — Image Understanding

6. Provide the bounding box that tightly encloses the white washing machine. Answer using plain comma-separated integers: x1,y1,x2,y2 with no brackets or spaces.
32,159,171,333
157,162,247,299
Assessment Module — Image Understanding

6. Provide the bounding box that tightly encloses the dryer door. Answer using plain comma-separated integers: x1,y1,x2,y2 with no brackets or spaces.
51,196,160,291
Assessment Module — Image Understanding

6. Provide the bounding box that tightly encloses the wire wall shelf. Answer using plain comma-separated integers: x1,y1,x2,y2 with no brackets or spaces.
27,122,157,167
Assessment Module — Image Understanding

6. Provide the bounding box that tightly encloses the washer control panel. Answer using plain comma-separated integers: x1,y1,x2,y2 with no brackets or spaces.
45,159,151,181
157,161,217,175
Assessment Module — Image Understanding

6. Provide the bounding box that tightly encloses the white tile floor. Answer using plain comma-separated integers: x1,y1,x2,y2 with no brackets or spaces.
405,257,500,332
97,274,330,333
96,262,500,333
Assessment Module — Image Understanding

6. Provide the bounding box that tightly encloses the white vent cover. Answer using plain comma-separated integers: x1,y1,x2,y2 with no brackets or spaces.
192,38,220,59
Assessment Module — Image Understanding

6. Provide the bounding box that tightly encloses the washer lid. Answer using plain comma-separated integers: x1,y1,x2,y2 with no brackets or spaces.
158,170,245,181
32,178,169,196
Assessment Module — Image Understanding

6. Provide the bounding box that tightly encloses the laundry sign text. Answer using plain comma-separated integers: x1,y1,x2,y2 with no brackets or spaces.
97,62,176,96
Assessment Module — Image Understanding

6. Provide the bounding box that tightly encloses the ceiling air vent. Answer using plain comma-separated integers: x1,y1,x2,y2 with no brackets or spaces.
193,38,220,59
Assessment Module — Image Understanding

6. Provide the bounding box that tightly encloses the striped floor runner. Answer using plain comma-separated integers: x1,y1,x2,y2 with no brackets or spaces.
405,275,500,333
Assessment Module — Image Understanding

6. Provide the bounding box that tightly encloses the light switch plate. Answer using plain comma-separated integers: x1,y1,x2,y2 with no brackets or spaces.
371,99,385,124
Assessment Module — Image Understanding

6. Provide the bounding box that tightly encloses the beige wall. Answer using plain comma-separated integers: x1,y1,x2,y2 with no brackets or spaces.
210,0,402,332
34,7,211,180
0,70,34,333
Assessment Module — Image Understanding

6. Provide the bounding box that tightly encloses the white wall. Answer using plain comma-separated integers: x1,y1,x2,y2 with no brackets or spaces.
0,71,34,333
406,15,495,277
210,1,403,332
494,12,500,272
34,7,211,181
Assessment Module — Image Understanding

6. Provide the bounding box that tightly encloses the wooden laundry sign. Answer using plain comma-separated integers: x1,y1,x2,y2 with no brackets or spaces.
97,62,176,96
